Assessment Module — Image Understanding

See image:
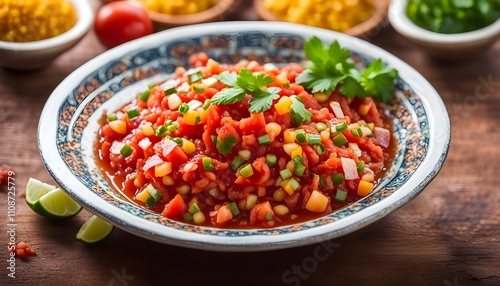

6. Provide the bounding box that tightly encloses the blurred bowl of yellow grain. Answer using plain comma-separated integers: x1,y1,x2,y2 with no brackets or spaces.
0,0,93,70
128,0,235,31
254,0,390,38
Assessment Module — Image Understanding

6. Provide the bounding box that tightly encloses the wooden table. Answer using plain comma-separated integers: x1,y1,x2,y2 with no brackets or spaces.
1,1,499,285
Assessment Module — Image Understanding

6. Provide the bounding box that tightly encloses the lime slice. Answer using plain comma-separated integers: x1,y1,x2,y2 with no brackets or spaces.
76,215,114,243
32,188,82,218
25,177,56,208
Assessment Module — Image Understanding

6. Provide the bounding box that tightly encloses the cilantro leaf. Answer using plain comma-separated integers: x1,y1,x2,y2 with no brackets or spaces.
210,87,246,105
248,87,280,113
361,59,398,103
339,76,366,99
211,69,281,113
297,36,398,103
236,69,274,97
289,97,313,127
215,71,237,86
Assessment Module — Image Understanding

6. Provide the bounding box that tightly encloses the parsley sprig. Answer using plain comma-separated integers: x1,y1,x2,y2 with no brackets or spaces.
296,36,398,103
211,69,281,113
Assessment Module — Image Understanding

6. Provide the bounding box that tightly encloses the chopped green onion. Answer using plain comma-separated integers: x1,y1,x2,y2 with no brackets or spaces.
335,122,348,132
230,156,245,170
155,125,168,137
265,213,273,220
239,164,254,178
357,161,365,172
202,99,211,110
183,213,193,222
319,176,325,187
188,70,204,84
335,189,348,203
211,135,217,145
308,134,322,145
294,163,306,177
332,134,348,147
126,108,140,119
315,144,326,155
195,116,201,124
165,119,173,126
138,89,150,101
107,113,117,122
295,129,308,143
146,184,162,200
192,84,205,93
172,137,183,146
228,202,240,216
266,154,277,167
164,85,177,95
189,203,200,215
288,178,300,190
350,128,363,137
178,103,189,115
315,122,328,131
280,169,292,180
216,135,237,155
120,144,133,157
202,157,214,171
167,124,177,134
332,173,345,184
258,134,271,145
293,155,303,165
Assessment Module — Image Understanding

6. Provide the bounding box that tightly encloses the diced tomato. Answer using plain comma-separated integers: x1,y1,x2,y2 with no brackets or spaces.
250,201,276,227
161,194,188,219
215,205,234,225
165,146,188,167
239,112,266,136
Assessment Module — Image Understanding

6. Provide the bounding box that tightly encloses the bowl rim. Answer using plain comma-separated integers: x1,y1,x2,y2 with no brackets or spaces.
38,21,450,251
253,0,390,37
0,0,93,51
131,0,235,26
389,0,500,44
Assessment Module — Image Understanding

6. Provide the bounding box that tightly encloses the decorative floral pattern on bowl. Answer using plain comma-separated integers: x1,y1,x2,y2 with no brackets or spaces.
39,22,450,251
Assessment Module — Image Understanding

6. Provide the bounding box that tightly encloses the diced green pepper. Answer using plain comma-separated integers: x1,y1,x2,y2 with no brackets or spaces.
266,154,277,167
120,144,133,157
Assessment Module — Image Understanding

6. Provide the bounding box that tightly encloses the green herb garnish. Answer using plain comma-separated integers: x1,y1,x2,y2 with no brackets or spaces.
296,36,398,103
211,69,281,113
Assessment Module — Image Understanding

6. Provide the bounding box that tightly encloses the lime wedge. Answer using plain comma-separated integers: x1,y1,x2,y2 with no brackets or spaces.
25,177,56,208
76,215,114,243
32,188,82,218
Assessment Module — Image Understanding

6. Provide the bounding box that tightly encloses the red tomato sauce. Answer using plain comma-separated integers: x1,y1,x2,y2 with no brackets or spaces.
94,53,397,228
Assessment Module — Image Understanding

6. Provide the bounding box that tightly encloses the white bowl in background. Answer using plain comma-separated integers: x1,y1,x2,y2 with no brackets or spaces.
0,0,94,70
389,0,500,61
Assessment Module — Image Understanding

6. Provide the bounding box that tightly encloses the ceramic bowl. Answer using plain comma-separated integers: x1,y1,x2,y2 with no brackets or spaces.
128,0,235,31
253,0,390,38
389,0,500,61
0,0,94,70
38,21,450,251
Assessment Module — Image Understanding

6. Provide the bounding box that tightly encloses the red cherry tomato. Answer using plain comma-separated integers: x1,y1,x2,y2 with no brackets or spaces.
94,1,153,48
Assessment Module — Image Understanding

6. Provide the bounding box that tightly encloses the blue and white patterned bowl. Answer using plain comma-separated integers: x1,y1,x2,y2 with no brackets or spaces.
38,22,450,251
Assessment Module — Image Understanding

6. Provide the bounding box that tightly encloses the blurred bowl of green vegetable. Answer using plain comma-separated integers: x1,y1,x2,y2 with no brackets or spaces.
389,0,500,61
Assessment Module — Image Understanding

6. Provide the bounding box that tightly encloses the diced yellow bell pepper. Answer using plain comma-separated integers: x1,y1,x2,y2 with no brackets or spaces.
357,180,374,197
182,138,196,154
305,190,329,212
274,96,293,115
109,120,127,134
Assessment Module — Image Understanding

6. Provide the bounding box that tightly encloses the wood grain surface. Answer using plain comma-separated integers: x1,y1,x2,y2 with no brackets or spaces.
1,1,499,285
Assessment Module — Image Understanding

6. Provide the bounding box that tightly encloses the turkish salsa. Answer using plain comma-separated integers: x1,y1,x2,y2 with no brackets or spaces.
95,52,396,228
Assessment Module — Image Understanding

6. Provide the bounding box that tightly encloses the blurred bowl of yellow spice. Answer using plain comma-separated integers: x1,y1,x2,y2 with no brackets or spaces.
0,0,93,70
127,0,235,31
254,0,390,38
